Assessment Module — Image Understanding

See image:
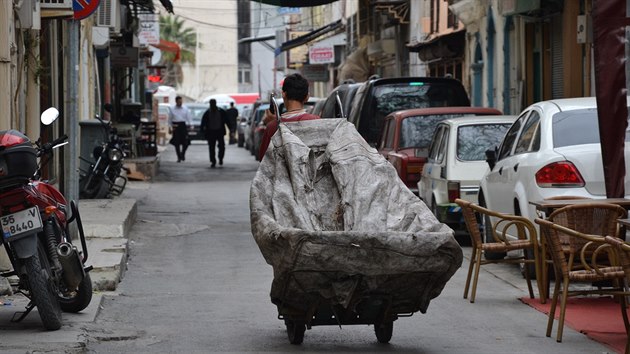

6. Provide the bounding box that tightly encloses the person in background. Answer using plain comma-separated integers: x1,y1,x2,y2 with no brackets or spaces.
258,73,319,161
200,99,228,168
169,96,192,162
226,102,239,145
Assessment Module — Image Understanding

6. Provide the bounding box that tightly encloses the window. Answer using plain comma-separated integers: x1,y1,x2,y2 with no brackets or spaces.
457,123,513,161
428,126,445,161
436,127,448,163
238,69,251,84
498,114,524,160
552,108,630,147
383,119,396,149
514,111,540,154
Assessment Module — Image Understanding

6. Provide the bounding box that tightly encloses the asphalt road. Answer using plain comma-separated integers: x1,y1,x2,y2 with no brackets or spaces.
84,140,612,353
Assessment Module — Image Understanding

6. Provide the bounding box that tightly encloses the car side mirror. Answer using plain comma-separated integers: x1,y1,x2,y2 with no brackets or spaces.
485,148,497,170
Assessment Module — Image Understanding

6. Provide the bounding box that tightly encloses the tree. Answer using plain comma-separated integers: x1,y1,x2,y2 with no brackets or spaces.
159,15,196,87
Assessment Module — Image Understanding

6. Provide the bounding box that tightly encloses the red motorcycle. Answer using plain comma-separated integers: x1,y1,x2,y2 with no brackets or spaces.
0,107,92,330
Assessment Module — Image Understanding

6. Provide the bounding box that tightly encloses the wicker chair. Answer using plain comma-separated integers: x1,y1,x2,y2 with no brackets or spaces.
604,236,630,354
535,218,629,343
456,199,542,303
540,203,627,300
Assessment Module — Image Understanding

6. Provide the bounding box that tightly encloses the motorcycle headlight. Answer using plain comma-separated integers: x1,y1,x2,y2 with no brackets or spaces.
108,148,123,162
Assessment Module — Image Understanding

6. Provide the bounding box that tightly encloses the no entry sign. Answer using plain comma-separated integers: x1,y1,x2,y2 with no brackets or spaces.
73,0,100,20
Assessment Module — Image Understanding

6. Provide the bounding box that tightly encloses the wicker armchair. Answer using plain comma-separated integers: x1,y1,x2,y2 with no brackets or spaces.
540,203,627,301
604,236,630,354
455,199,542,303
535,218,629,343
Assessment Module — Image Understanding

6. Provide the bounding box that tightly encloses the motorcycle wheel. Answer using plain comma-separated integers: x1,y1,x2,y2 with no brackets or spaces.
24,241,63,330
80,175,110,199
58,273,93,313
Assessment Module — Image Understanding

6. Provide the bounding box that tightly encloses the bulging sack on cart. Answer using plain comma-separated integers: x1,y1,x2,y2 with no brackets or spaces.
250,118,463,315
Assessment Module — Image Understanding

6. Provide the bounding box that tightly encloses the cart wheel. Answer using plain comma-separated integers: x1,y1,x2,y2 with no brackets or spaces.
286,320,306,345
374,321,393,343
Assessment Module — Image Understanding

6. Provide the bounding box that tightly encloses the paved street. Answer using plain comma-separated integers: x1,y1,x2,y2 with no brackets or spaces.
79,141,612,353
0,140,612,353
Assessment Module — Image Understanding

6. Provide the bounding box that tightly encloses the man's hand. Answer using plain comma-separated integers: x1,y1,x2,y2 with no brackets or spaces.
263,109,275,125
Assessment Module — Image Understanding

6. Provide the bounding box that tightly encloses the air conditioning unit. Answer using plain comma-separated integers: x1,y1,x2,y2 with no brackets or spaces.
96,0,122,34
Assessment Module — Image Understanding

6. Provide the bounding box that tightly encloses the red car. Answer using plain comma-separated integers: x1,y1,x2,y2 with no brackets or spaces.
378,107,503,194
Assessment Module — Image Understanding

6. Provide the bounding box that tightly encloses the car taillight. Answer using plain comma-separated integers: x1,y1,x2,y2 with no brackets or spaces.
406,163,423,185
535,161,585,187
448,181,460,202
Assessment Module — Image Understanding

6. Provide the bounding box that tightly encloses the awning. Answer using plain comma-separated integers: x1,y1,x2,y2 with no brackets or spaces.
238,34,276,45
407,30,465,61
250,0,339,7
275,19,344,56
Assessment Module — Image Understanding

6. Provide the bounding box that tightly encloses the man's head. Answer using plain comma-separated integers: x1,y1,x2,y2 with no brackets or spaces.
282,73,309,103
210,99,217,110
230,102,235,108
175,96,183,107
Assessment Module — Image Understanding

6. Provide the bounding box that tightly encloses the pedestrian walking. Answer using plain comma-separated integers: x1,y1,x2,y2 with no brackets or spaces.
169,96,192,162
226,102,239,145
258,73,320,161
200,99,229,168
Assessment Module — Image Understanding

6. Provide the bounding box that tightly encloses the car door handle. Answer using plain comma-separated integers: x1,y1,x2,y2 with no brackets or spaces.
513,163,519,172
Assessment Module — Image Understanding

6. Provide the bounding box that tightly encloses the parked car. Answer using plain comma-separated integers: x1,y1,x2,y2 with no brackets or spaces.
185,103,209,141
418,115,516,229
237,107,251,147
378,107,502,195
319,81,362,119
249,103,270,159
311,98,326,117
348,76,471,147
478,97,630,257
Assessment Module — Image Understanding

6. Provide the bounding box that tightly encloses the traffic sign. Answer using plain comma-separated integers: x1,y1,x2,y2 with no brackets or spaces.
73,0,100,20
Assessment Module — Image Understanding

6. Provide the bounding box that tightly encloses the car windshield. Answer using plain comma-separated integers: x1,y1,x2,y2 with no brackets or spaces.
553,108,630,147
374,83,467,119
188,106,207,124
400,113,471,148
457,123,512,161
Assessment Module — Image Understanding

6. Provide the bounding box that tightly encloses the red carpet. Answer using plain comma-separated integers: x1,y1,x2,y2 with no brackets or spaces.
521,296,628,353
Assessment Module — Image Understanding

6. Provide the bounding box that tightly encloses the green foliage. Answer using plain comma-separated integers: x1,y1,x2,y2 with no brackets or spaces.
159,15,196,65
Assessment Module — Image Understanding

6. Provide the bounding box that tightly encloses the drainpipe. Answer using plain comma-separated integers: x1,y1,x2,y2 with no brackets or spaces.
65,20,79,208
0,1,13,131
25,29,40,139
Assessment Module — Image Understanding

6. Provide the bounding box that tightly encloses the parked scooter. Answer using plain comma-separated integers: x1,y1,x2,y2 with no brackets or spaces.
79,114,128,199
0,107,92,330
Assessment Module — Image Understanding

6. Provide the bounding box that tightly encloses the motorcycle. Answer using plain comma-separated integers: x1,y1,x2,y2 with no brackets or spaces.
79,114,128,199
0,107,92,330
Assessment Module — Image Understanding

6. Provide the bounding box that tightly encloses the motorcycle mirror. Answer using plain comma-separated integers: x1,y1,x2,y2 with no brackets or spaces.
41,107,59,126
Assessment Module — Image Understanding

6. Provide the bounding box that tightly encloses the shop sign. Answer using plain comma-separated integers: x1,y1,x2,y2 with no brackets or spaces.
278,7,300,15
111,46,139,68
309,45,334,64
288,31,309,68
301,65,329,82
138,14,160,46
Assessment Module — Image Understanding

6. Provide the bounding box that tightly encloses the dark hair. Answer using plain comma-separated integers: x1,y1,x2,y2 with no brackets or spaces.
209,99,217,111
176,96,182,100
282,73,309,102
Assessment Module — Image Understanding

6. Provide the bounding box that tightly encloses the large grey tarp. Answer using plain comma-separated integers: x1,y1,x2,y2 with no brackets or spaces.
250,118,462,315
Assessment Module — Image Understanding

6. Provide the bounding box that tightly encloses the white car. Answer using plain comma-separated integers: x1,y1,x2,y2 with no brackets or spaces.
478,97,630,256
418,116,516,229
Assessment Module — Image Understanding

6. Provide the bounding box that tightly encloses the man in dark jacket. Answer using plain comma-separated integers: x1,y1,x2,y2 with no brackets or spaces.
200,99,228,168
226,102,239,145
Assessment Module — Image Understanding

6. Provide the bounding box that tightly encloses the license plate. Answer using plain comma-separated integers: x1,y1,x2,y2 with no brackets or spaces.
1,207,43,240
